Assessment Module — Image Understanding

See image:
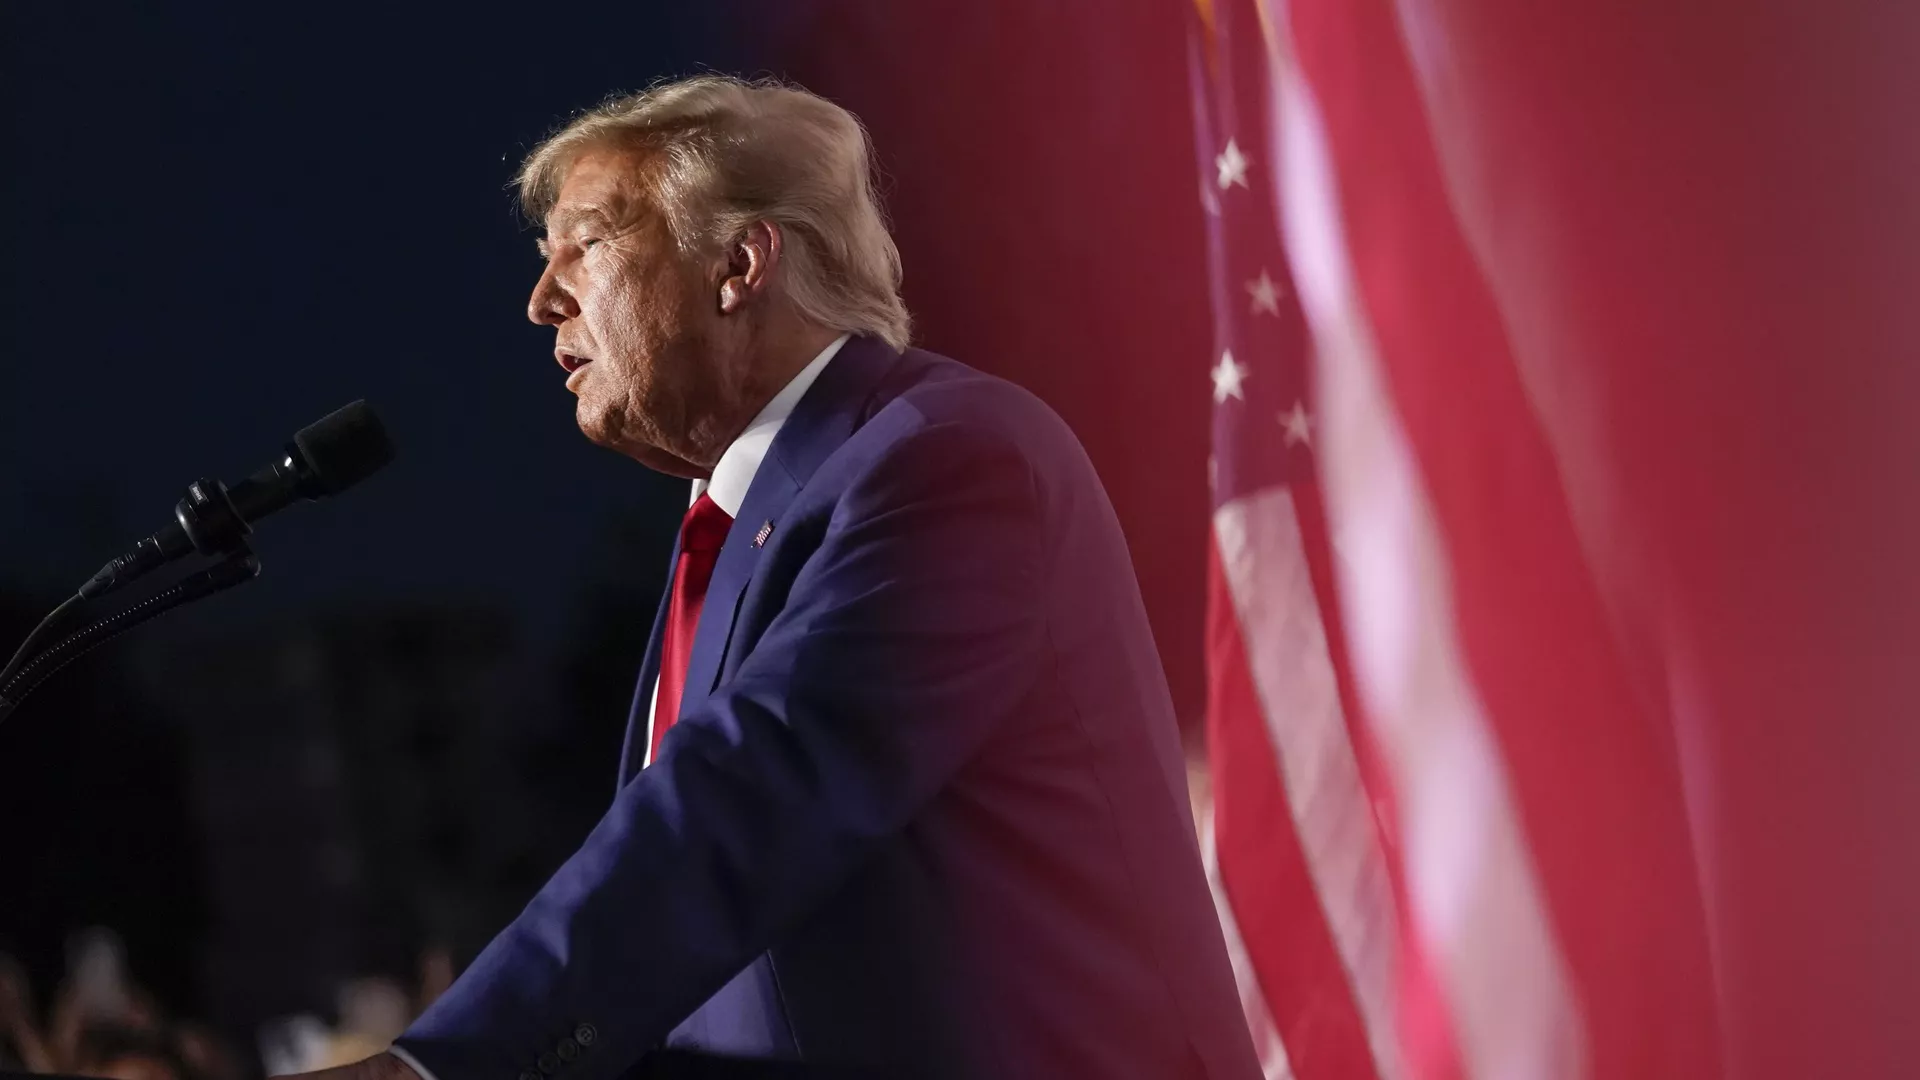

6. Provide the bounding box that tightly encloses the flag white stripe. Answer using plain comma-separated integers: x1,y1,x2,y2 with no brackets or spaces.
1271,44,1590,1080
1215,488,1403,1080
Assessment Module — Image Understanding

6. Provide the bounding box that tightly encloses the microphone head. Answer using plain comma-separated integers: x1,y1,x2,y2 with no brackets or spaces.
293,400,396,495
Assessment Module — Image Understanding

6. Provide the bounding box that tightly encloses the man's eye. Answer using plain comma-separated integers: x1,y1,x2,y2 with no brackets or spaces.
581,236,603,249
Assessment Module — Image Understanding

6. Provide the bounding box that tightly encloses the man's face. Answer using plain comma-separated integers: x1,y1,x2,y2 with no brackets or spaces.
527,147,736,477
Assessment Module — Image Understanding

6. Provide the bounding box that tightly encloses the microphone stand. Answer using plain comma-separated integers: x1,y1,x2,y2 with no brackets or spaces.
0,478,266,725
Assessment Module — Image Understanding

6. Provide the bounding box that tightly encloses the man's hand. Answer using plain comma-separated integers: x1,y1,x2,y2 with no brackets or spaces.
275,1050,421,1080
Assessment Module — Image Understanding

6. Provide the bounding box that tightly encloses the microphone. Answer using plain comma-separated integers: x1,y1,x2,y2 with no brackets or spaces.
80,400,396,599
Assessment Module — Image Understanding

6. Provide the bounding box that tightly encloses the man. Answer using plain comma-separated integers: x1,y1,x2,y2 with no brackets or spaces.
303,76,1260,1079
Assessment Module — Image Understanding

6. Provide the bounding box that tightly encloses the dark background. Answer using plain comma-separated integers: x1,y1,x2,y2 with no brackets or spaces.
0,0,1208,1060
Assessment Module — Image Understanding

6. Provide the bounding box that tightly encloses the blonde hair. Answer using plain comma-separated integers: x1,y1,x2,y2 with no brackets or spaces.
518,75,912,350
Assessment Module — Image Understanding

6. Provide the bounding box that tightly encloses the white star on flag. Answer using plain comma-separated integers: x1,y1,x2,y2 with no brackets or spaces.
1216,138,1250,190
1212,350,1250,403
1280,399,1313,446
1246,269,1283,316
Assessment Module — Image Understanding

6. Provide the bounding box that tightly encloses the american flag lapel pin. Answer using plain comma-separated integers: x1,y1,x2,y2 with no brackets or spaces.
752,520,774,548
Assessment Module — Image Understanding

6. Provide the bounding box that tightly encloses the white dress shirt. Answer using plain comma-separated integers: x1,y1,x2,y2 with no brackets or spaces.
387,334,849,1080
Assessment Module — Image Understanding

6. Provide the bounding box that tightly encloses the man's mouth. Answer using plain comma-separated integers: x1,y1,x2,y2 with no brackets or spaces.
556,350,593,374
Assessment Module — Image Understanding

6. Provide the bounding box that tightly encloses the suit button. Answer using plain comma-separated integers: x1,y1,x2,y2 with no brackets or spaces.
573,1024,597,1047
537,1054,560,1075
556,1039,579,1062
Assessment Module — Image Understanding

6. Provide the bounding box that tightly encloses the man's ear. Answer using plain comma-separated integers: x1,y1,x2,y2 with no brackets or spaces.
719,221,781,314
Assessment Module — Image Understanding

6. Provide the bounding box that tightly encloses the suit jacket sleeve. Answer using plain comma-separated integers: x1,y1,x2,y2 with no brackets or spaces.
393,419,1045,1080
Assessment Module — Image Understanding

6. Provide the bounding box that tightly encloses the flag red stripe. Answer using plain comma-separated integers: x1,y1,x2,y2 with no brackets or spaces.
1291,486,1464,1080
1281,0,1723,1074
1208,529,1381,1080
1288,474,1464,1080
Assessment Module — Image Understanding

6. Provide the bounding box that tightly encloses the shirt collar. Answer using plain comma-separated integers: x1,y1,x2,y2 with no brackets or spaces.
693,332,851,516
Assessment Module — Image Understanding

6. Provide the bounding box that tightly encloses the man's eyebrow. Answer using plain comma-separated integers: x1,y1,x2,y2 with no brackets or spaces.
546,204,612,237
535,236,552,259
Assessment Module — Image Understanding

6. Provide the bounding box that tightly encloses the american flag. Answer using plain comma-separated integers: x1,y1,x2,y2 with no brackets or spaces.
1187,1,1725,1077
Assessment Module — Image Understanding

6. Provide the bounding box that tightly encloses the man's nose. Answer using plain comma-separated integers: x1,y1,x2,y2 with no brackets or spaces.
528,265,579,326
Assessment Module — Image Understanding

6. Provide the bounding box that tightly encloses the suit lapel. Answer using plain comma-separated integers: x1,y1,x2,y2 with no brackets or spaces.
674,336,904,720
677,469,796,721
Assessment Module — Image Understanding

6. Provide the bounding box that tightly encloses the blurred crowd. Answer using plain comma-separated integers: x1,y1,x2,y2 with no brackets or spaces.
0,930,454,1080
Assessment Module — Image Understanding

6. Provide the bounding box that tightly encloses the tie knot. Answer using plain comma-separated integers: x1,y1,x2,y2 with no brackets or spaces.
680,492,734,553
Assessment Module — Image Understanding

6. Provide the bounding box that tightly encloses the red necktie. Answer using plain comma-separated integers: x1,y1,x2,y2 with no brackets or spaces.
649,492,734,763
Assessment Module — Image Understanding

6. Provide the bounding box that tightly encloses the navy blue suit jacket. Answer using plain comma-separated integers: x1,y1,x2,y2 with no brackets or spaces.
396,338,1261,1079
